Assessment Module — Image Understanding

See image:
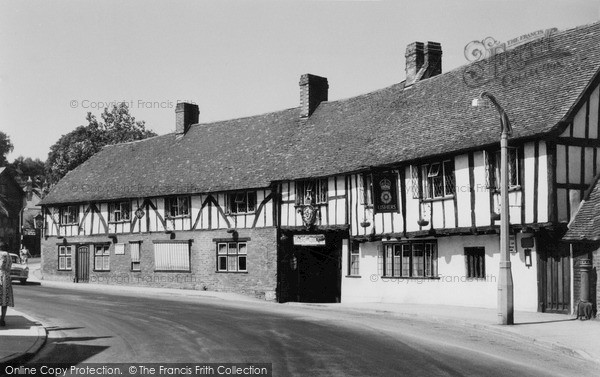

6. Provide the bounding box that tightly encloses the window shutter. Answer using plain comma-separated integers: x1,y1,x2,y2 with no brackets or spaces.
130,242,140,263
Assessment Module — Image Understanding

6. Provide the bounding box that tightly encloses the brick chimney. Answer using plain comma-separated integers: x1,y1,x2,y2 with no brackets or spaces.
299,74,328,118
405,41,442,87
175,102,199,135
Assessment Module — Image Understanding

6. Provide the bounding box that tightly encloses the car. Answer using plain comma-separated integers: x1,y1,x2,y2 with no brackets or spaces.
9,253,29,284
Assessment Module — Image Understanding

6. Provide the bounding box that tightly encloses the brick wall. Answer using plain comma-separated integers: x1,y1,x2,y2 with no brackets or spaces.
41,227,278,300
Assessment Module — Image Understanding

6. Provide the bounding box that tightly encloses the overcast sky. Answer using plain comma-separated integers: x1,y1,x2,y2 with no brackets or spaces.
1,0,599,161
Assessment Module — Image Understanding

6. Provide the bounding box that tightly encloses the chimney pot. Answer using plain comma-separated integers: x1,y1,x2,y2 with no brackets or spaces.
175,102,199,135
299,74,328,118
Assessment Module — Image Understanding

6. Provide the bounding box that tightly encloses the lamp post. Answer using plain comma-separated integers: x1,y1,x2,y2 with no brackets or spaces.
473,92,514,325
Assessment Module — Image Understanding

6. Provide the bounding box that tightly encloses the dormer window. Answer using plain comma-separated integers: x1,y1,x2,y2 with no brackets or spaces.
227,191,256,214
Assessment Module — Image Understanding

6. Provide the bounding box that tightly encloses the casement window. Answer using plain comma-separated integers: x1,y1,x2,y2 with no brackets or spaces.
465,247,486,278
295,179,328,205
421,160,455,199
217,242,247,272
130,242,141,271
153,241,190,271
378,241,437,277
58,245,73,270
59,205,78,225
349,241,360,276
109,201,130,222
227,191,257,214
485,148,520,190
165,196,190,218
359,174,373,207
94,244,110,271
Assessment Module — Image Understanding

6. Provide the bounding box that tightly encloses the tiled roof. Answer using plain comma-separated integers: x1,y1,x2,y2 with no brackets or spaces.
42,22,600,205
564,175,600,242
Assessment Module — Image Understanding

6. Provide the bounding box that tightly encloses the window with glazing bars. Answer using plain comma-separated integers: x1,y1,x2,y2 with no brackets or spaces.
421,160,455,199
349,241,360,275
377,242,438,277
165,196,190,217
217,242,247,272
109,201,130,222
295,179,328,205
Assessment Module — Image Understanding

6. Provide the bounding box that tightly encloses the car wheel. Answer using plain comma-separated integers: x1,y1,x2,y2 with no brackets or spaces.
20,279,27,284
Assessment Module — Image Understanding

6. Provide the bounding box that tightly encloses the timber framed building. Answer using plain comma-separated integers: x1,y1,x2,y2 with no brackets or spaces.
41,22,600,312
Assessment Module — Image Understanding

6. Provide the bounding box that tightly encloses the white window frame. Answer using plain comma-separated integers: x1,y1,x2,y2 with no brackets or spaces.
217,242,247,272
378,241,438,278
421,160,455,199
94,244,110,271
59,206,78,225
109,201,130,222
58,245,73,270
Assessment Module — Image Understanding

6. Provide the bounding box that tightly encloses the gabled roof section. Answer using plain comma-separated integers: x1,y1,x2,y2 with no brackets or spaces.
42,22,600,205
564,175,600,242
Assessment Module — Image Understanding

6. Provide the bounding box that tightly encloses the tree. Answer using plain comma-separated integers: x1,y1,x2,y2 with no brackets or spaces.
0,131,14,166
46,103,156,183
10,156,46,187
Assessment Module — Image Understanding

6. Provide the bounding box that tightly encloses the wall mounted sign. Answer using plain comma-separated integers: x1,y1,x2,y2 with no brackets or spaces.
293,234,326,246
372,173,399,213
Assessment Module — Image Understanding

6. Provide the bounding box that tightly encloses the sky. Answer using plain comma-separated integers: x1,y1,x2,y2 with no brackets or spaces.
1,0,600,162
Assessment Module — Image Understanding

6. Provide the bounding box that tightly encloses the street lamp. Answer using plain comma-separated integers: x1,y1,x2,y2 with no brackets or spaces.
473,92,514,325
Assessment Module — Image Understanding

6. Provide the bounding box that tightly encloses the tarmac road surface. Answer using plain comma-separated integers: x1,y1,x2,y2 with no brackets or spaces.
12,284,600,377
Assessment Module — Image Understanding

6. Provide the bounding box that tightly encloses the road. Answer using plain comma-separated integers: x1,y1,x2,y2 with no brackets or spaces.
11,284,600,377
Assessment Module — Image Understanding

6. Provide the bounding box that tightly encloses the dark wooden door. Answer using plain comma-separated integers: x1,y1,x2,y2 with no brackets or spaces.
76,246,90,283
538,242,570,313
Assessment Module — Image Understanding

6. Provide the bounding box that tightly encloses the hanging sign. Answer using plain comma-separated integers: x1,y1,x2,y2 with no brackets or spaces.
372,173,399,213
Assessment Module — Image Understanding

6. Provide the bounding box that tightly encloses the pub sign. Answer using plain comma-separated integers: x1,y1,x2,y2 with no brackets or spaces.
373,173,399,213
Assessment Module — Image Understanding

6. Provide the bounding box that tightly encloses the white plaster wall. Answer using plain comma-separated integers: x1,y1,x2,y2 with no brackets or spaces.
341,234,538,311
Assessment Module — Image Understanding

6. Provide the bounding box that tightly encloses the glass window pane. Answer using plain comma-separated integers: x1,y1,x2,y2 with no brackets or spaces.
238,256,247,271
247,192,256,212
412,243,425,277
238,243,247,254
228,256,238,271
402,244,411,276
218,256,227,271
218,243,227,254
66,257,72,269
385,245,392,276
228,243,238,254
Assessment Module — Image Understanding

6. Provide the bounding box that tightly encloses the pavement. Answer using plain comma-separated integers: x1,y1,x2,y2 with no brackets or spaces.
1,259,599,366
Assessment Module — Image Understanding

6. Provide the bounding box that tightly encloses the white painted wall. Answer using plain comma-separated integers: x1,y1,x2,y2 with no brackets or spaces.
341,233,538,311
